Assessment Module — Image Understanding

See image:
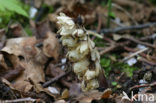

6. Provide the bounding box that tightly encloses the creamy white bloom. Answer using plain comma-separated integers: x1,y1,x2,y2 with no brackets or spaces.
72,29,85,37
73,59,89,78
95,60,101,75
91,49,100,61
58,26,75,36
61,36,77,47
67,49,84,62
84,70,96,80
76,41,89,55
81,79,99,91
57,13,75,29
57,13,76,36
57,13,102,91
88,38,95,49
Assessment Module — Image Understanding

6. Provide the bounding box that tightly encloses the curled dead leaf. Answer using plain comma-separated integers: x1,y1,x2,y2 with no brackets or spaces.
43,32,60,61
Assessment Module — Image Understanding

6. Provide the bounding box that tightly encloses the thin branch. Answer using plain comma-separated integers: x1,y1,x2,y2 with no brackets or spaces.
99,22,156,34
123,48,148,61
99,44,116,55
43,70,71,88
122,36,156,49
124,46,156,61
4,97,36,103
139,58,156,66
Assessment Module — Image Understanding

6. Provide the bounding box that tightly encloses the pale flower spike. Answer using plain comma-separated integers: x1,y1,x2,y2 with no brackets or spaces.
57,13,102,91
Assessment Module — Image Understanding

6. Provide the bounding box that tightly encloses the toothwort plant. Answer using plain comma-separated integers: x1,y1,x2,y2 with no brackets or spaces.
57,13,102,91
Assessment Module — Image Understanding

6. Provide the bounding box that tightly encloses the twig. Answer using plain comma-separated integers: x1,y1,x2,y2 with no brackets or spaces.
130,82,156,90
138,58,156,66
99,44,116,55
140,33,156,41
123,48,148,61
96,14,102,32
122,36,156,49
124,46,156,61
99,22,156,34
4,97,36,103
130,84,149,91
100,37,130,55
43,70,71,88
123,46,156,65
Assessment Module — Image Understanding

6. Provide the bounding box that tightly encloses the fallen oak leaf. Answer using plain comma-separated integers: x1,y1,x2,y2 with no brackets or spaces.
43,32,60,61
0,54,8,70
75,88,112,103
101,88,112,99
61,89,69,99
1,37,45,92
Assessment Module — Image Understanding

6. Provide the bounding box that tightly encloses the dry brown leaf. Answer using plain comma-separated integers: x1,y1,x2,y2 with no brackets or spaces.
76,89,112,103
0,54,8,70
54,100,66,103
43,32,60,61
96,6,130,28
1,37,36,57
0,29,6,49
35,21,51,39
61,89,69,99
65,3,96,25
51,2,96,26
0,54,25,81
1,37,45,92
3,65,25,81
9,23,27,37
46,63,64,77
1,31,59,93
12,60,45,92
101,88,112,99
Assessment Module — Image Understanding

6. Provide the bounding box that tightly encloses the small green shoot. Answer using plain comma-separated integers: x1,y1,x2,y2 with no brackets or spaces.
112,81,117,86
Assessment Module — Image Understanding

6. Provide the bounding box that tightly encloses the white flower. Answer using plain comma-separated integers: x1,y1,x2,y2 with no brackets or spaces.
57,12,102,91
88,38,95,49
72,29,85,37
81,79,99,91
76,41,89,55
57,13,76,36
84,61,101,80
58,26,75,36
84,70,96,80
57,13,75,29
61,36,77,47
73,59,89,78
67,49,84,62
95,61,101,75
91,49,100,61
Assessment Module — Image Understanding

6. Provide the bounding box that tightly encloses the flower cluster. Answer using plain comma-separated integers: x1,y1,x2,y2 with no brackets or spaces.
57,13,101,91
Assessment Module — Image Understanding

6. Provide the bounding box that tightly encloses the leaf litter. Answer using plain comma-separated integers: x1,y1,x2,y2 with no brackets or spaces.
0,0,156,103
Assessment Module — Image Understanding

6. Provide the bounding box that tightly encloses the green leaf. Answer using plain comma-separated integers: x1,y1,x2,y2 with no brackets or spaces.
110,12,116,18
112,81,117,86
100,58,111,68
0,0,28,17
0,18,2,23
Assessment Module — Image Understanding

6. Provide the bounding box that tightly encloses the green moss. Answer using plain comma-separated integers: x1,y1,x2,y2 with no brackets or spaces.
100,56,139,78
113,62,139,77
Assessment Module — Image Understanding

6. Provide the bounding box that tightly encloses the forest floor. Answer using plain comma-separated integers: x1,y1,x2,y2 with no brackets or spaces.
0,0,156,103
